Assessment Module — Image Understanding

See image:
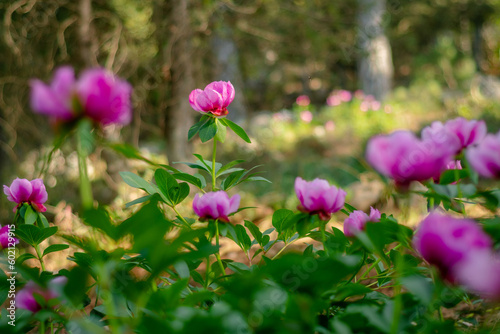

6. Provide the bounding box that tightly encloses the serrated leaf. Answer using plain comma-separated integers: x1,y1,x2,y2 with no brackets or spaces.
43,244,70,257
120,172,157,195
220,118,251,143
199,117,218,143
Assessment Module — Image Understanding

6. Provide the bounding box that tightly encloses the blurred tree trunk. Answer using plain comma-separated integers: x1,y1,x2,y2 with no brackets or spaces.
357,0,393,101
211,21,248,124
162,0,195,164
78,0,98,67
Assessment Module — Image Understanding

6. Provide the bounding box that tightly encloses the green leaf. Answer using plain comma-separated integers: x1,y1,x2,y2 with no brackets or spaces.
154,169,178,206
220,118,251,143
400,275,433,305
216,159,246,177
199,117,218,143
24,206,38,225
173,172,203,189
221,169,246,190
193,173,207,189
42,244,70,257
83,208,118,240
234,224,252,252
215,118,227,143
108,143,157,166
37,213,50,228
125,195,152,208
244,176,272,183
17,253,37,264
188,115,209,141
272,209,294,234
77,119,95,155
439,169,469,185
244,220,263,246
16,225,58,247
120,172,157,195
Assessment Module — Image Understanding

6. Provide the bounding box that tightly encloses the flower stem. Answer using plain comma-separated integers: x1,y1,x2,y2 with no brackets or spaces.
212,139,217,191
205,256,210,289
390,285,402,334
34,244,46,272
214,220,226,276
172,206,191,229
76,131,93,210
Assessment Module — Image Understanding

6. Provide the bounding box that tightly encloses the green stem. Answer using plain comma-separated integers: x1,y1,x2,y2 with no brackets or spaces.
34,244,46,272
40,320,46,334
205,256,211,289
390,285,402,334
271,239,298,260
214,220,226,277
77,132,93,210
359,244,402,281
212,139,217,191
172,206,192,229
320,224,329,256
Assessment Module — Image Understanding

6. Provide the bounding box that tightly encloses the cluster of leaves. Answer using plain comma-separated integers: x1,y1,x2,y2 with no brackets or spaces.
1,118,500,334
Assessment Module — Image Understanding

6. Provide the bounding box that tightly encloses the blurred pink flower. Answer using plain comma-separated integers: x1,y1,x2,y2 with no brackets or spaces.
338,90,352,102
3,178,48,212
0,225,18,249
189,81,235,117
466,131,500,178
296,95,311,106
31,66,132,126
366,131,455,187
454,249,500,300
17,276,67,313
76,68,133,125
343,207,381,237
326,95,341,106
324,120,335,132
354,90,364,100
295,177,346,221
300,110,313,123
193,191,240,222
413,212,492,282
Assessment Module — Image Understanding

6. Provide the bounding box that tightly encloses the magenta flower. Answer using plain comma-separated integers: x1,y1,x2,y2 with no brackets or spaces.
193,191,240,222
17,276,67,313
76,68,133,125
366,130,455,188
466,131,500,178
0,225,18,249
295,177,346,221
413,212,492,281
343,207,381,237
30,67,76,121
30,66,132,126
189,81,235,117
444,117,486,151
296,95,311,106
3,178,48,212
454,249,500,300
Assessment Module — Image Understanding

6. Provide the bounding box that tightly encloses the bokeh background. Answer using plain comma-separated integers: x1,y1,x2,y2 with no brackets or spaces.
1,0,500,226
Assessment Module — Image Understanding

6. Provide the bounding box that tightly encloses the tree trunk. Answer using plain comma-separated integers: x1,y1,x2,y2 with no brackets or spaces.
164,0,195,164
78,0,98,67
211,23,248,124
357,0,393,101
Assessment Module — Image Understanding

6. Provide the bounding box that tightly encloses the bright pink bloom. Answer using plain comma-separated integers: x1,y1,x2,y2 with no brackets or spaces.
296,95,310,106
193,191,240,222
343,207,381,237
30,66,76,121
444,117,486,151
189,81,235,117
17,276,67,313
30,66,132,126
295,177,346,221
466,131,500,178
3,178,48,212
76,68,133,125
421,121,461,154
366,131,455,187
413,212,492,281
300,110,313,123
454,249,500,300
0,225,18,249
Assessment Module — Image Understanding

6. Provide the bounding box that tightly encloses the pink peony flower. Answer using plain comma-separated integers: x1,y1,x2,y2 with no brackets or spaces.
0,225,19,249
338,90,352,102
300,110,313,123
31,66,132,126
366,130,455,187
413,212,492,282
295,177,346,221
30,67,76,121
75,68,133,125
296,95,310,106
193,191,240,222
3,178,48,212
466,131,500,179
444,117,486,151
343,207,381,237
189,81,235,117
454,249,500,300
17,276,67,313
